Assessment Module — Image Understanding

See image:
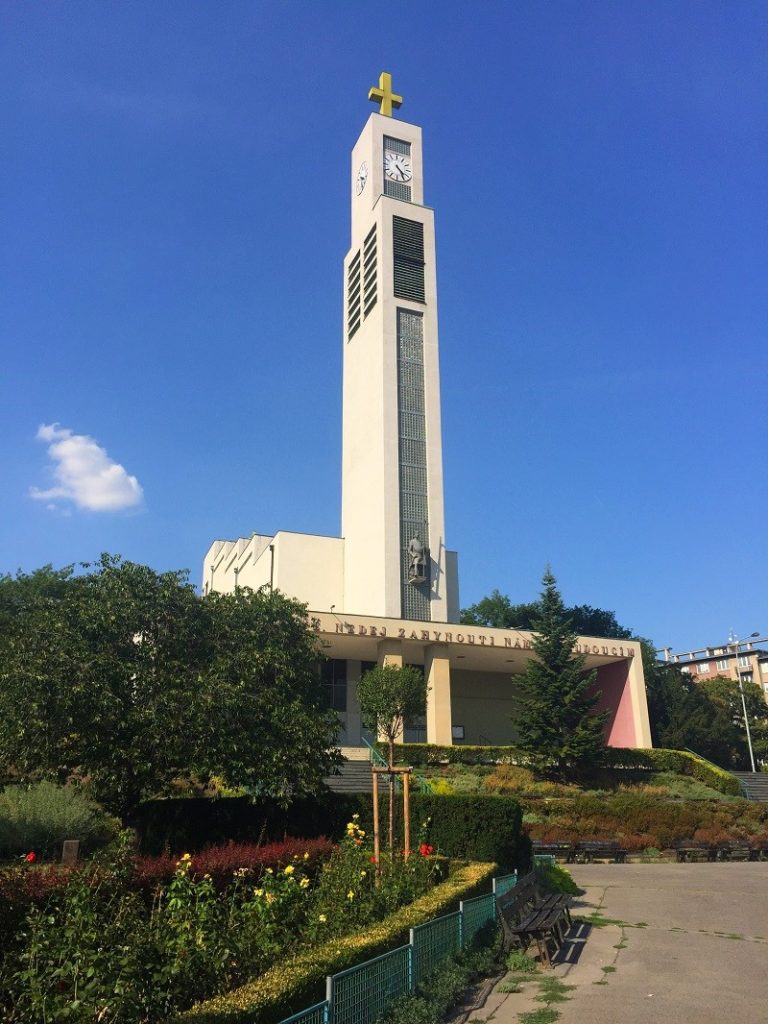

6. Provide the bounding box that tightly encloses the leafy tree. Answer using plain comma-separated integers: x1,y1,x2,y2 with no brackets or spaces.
357,664,427,848
513,569,608,777
198,586,341,802
0,564,74,631
643,661,766,769
0,556,340,816
461,589,632,639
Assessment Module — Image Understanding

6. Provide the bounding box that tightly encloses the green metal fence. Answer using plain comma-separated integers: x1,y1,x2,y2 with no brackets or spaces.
329,945,411,1024
492,872,518,898
411,910,462,980
278,869,518,1024
460,893,496,947
280,1001,330,1024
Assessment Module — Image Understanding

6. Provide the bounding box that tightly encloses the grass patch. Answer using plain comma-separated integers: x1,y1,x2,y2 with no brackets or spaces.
575,912,628,928
497,981,522,993
518,1010,559,1024
601,965,617,974
613,941,627,949
534,977,575,1004
506,949,540,974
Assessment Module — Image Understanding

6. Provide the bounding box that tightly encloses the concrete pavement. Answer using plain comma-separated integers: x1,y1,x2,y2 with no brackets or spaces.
462,864,768,1024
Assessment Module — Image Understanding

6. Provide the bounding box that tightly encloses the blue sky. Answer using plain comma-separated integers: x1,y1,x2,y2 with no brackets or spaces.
2,1,765,653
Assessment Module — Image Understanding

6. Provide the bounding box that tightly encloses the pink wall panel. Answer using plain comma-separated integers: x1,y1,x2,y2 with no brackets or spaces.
590,660,636,747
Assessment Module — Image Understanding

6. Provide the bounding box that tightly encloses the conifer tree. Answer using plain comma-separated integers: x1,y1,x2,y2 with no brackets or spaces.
514,568,609,777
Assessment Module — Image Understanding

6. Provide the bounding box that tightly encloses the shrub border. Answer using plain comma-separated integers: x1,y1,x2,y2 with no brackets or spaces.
172,861,497,1024
381,744,741,797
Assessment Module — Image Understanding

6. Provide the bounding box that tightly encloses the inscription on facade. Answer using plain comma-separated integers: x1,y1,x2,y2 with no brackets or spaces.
313,617,634,657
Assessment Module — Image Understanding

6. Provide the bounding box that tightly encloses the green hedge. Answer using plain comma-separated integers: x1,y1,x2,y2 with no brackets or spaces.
172,861,498,1024
602,748,741,796
333,793,528,872
382,744,741,797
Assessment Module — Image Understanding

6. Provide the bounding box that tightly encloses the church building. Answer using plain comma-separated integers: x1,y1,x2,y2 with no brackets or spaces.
202,73,653,752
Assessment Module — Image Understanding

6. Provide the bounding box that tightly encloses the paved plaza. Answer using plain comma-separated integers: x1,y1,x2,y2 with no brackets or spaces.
465,863,768,1024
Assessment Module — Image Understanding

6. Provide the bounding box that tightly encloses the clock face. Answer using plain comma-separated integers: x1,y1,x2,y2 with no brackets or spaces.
384,151,413,183
356,161,368,195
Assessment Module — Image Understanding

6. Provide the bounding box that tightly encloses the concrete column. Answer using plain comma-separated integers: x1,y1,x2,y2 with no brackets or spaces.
425,643,452,745
627,648,653,748
377,638,403,667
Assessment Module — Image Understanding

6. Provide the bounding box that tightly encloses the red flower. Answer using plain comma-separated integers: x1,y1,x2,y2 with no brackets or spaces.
419,843,434,857
25,852,37,864
369,855,378,864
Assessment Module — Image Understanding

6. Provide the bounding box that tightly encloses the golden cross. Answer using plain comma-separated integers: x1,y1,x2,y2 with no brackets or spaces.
368,71,403,117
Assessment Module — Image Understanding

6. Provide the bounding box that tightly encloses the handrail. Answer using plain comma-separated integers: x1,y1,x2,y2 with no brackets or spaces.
361,738,433,794
361,736,389,768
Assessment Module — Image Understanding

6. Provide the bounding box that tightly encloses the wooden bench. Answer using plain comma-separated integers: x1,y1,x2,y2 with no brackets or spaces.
496,870,573,968
531,841,576,863
674,843,718,863
717,842,753,862
575,841,627,863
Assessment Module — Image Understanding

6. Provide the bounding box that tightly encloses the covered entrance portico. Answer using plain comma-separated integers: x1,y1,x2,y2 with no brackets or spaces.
311,610,652,750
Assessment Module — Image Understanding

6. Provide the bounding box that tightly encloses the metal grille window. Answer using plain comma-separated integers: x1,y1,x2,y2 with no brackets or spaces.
347,251,361,339
384,136,411,156
363,225,377,318
385,180,412,202
393,217,425,302
397,309,430,621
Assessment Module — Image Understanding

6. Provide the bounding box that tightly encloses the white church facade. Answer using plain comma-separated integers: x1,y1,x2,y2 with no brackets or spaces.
203,73,653,752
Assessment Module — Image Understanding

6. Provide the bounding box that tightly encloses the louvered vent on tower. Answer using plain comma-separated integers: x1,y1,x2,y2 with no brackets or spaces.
347,250,361,339
363,225,377,318
393,216,425,303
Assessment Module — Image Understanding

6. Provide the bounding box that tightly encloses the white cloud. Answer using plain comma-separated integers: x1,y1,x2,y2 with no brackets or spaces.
30,424,144,512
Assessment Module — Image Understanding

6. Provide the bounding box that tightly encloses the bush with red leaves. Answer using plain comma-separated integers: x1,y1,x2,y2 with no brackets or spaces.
0,864,74,953
131,836,335,895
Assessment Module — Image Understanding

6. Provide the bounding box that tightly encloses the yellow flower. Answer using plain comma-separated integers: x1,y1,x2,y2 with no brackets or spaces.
360,870,367,878
300,877,310,889
180,853,192,861
265,892,275,903
254,888,265,897
303,852,310,860
284,865,295,876
203,873,212,881
358,830,366,837
352,813,360,820
319,914,327,923
265,868,273,874
346,890,355,900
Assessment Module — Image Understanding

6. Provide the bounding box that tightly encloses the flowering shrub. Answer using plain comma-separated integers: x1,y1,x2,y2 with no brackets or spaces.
305,814,440,940
0,822,444,1022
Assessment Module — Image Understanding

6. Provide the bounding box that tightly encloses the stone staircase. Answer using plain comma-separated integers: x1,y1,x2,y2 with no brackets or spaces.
733,772,768,802
323,746,373,794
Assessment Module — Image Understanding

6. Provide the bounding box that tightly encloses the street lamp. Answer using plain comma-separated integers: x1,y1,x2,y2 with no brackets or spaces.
729,630,759,773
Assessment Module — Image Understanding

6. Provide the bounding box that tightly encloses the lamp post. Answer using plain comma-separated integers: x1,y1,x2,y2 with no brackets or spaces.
729,630,759,773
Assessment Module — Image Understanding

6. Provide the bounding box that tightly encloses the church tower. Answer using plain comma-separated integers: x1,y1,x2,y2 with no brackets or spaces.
342,74,457,622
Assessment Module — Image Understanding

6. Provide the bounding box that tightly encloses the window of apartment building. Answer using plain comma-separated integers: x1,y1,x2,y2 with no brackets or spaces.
740,672,754,685
697,662,710,674
738,655,750,668
716,659,729,671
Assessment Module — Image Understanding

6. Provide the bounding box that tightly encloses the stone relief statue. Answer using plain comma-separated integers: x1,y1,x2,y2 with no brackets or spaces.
407,533,429,582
